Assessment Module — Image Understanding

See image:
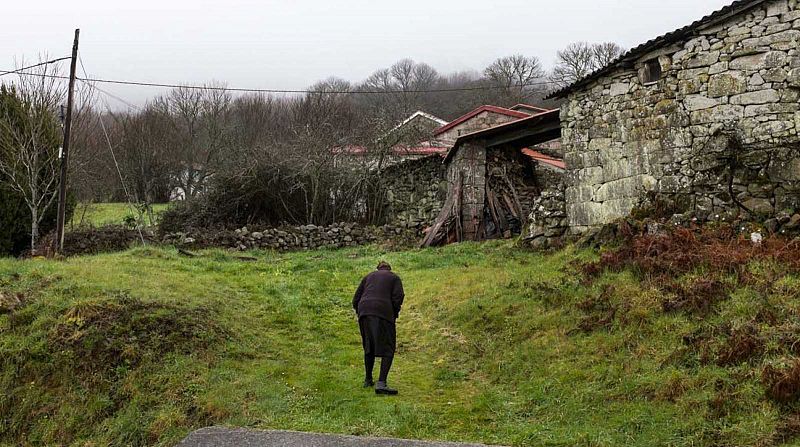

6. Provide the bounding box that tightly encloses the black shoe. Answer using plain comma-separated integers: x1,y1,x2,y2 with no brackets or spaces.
363,379,375,388
375,381,398,395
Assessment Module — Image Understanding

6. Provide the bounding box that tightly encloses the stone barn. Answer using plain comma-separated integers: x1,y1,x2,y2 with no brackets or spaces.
421,110,566,247
549,0,800,235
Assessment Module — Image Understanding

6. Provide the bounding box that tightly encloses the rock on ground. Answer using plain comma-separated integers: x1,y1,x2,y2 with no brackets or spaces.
177,427,505,447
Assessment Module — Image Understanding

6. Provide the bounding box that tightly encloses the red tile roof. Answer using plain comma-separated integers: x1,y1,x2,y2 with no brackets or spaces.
433,105,531,136
522,148,566,170
510,104,551,114
332,142,448,157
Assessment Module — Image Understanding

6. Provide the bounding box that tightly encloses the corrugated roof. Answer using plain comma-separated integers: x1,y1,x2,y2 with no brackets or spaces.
547,0,768,99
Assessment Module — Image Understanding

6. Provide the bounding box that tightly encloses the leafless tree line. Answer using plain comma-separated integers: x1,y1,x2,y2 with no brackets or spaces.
1,42,626,240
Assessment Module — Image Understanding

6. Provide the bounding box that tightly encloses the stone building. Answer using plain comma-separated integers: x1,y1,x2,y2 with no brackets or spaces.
433,105,539,146
421,110,565,246
372,105,560,232
549,0,800,234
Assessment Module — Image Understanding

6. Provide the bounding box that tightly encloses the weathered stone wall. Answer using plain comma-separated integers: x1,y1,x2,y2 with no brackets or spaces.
381,155,447,228
563,0,800,233
527,165,568,249
58,223,422,256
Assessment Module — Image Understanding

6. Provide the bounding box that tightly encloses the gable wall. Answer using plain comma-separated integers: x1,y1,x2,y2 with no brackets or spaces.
562,0,800,232
437,111,523,145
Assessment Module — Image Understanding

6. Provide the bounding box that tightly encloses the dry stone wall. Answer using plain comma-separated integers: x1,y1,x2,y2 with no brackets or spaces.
58,223,422,257
562,0,800,234
381,155,447,228
527,167,568,249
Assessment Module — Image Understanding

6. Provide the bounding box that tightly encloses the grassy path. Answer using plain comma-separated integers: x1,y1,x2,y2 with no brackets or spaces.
0,241,797,446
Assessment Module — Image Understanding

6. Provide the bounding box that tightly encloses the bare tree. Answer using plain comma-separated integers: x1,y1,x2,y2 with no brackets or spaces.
360,59,440,119
484,55,546,105
592,42,625,68
168,83,233,199
550,42,625,88
0,61,68,252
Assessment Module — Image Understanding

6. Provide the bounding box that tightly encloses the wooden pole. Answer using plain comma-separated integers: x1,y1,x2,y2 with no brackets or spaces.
56,29,80,252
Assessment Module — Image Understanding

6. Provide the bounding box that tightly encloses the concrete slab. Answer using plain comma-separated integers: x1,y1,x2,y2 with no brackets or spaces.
177,427,505,447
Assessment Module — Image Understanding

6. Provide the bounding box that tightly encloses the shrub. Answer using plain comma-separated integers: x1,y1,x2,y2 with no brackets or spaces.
158,164,384,234
0,184,75,256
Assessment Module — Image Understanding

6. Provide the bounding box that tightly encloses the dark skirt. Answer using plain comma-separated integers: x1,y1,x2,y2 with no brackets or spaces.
359,316,396,358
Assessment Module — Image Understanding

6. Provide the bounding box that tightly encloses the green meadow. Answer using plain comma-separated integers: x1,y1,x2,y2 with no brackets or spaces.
1,241,798,446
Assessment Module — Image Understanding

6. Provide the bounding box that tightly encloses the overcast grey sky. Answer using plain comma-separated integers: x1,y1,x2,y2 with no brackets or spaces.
4,0,733,107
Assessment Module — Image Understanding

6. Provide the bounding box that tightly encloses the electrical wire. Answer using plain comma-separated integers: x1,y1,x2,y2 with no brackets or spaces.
0,56,72,77
79,54,146,244
1,67,558,95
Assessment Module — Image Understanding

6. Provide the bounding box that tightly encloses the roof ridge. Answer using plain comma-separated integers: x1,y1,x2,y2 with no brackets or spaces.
433,105,530,136
547,0,768,99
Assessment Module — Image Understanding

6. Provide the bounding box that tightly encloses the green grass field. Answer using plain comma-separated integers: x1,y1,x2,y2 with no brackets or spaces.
70,203,170,228
1,241,799,446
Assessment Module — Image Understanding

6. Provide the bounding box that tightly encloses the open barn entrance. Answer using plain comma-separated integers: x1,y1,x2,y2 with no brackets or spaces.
421,110,562,247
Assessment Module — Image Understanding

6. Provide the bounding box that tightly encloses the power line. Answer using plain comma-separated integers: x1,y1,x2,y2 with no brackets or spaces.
0,56,72,78
1,68,558,95
77,56,142,111
79,54,146,244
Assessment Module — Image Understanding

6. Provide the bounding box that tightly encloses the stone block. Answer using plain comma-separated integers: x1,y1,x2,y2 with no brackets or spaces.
708,72,748,97
730,89,781,104
565,185,595,203
768,1,790,17
788,68,800,86
729,51,785,70
603,158,642,182
763,67,788,82
601,198,640,223
744,102,799,116
684,94,720,111
783,10,800,22
594,175,657,202
567,201,606,227
768,157,800,181
576,167,605,186
742,197,774,215
742,31,800,47
609,82,630,96
687,51,720,68
691,105,745,124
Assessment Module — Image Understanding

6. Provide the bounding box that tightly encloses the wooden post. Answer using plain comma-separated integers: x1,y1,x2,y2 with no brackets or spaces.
56,29,80,252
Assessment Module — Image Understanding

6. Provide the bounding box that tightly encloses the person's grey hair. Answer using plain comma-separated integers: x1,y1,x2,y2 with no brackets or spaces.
377,261,392,271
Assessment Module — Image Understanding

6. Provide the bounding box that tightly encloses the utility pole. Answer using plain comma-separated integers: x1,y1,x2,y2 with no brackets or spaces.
56,29,80,253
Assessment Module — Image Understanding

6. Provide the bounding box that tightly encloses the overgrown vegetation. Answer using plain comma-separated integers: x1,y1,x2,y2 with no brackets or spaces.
2,234,800,446
71,202,169,228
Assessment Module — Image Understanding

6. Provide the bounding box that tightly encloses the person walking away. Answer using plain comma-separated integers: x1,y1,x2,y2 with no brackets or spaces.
352,261,404,395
